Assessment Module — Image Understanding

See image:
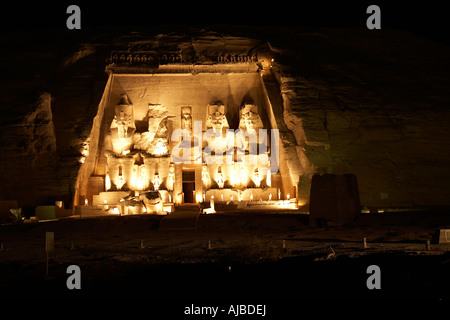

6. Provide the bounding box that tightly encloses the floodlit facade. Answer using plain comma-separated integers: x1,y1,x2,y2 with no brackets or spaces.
74,45,301,214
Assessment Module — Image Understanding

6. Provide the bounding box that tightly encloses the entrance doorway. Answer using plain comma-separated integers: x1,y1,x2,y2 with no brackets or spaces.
182,170,195,203
183,182,195,203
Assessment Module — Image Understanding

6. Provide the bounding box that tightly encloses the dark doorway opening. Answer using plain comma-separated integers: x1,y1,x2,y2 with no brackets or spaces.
182,170,195,203
183,182,195,203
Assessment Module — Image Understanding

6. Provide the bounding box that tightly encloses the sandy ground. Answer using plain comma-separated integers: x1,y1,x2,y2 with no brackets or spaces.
1,210,450,301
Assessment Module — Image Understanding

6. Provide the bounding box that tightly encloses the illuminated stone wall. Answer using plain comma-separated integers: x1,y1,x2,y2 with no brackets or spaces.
76,65,296,209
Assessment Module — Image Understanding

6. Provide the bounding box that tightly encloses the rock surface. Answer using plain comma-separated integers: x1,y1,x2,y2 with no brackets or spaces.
270,29,450,207
0,26,449,209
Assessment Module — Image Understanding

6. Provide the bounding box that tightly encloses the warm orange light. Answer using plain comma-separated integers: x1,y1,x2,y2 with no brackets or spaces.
154,141,168,156
105,172,111,191
136,177,144,190
253,168,261,188
153,173,161,191
167,166,175,191
266,164,271,187
201,165,209,187
240,166,247,187
116,175,125,190
217,167,224,189
140,166,148,190
230,163,237,187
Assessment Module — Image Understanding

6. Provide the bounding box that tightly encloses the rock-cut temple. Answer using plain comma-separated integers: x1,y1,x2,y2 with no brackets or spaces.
74,42,303,215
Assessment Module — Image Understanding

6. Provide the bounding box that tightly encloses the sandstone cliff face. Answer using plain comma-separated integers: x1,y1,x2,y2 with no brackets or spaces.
269,29,450,207
0,31,108,207
0,27,449,209
0,92,58,205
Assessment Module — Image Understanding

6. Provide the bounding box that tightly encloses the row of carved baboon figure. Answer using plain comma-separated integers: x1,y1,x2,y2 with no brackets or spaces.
110,52,258,64
110,53,181,64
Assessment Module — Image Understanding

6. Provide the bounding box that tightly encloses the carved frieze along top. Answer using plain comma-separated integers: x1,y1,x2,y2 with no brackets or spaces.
109,51,162,67
107,50,258,69
216,53,257,63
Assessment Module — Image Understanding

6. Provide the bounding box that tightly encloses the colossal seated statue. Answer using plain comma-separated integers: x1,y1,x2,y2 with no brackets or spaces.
239,104,263,131
134,104,172,156
205,104,229,133
110,94,136,155
204,104,231,160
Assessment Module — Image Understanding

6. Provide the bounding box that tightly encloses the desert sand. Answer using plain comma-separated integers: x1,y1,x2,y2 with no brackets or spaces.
1,210,450,300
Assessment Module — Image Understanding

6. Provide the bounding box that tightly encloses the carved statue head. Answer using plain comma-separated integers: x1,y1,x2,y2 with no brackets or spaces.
206,104,228,132
181,107,192,131
181,107,191,119
239,104,262,130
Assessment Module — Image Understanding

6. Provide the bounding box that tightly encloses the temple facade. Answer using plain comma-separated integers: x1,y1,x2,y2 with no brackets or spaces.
74,45,300,214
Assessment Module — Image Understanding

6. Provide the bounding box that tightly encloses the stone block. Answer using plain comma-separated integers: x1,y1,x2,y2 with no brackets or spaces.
75,206,105,217
93,191,130,205
309,174,360,226
35,205,56,220
434,229,450,244
55,201,73,218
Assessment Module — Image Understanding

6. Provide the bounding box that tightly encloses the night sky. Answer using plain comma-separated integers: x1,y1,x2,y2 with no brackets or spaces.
1,1,447,44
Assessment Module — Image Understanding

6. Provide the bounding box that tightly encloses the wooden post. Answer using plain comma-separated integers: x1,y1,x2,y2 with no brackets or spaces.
45,232,54,276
